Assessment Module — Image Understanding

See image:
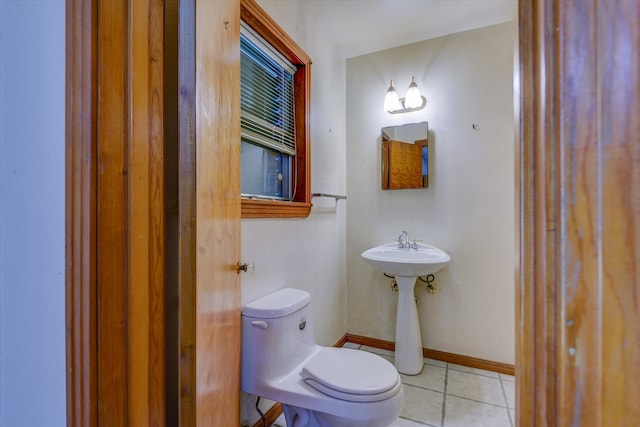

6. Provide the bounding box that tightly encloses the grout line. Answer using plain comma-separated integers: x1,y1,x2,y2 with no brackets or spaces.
401,382,446,396
424,360,446,369
397,416,438,427
445,393,509,409
499,375,514,427
500,373,516,382
447,365,500,379
441,363,448,427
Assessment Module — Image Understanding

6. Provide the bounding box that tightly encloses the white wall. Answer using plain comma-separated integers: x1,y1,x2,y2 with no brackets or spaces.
346,22,516,364
243,0,347,347
0,1,66,426
241,1,347,424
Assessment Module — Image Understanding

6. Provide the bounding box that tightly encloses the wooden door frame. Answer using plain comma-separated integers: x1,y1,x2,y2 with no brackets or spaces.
176,0,197,424
66,0,241,425
65,1,97,423
517,1,557,423
518,1,639,425
65,0,165,425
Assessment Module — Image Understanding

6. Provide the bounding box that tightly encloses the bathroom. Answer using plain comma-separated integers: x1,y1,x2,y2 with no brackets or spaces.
6,0,640,426
4,0,638,425
0,0,515,425
237,0,516,425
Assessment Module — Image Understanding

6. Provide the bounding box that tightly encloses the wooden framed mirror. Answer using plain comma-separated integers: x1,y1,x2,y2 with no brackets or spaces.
381,122,429,190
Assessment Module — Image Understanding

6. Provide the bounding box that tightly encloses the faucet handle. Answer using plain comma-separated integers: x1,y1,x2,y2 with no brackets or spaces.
397,230,409,248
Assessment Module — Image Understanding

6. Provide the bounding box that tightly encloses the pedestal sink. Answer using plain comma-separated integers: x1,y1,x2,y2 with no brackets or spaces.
361,242,450,375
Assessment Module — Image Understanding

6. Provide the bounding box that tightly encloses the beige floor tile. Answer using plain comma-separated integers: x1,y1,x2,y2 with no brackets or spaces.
370,353,395,365
390,416,438,427
360,345,395,357
444,395,511,427
401,384,444,426
401,364,446,393
273,413,286,426
341,342,360,349
446,370,506,406
499,373,515,382
448,363,499,378
502,379,515,409
425,358,447,368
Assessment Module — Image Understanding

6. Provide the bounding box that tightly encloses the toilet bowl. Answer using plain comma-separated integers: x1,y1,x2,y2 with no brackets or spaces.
241,288,403,427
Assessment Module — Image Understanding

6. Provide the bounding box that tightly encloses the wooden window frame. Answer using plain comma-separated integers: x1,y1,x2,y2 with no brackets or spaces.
240,0,312,218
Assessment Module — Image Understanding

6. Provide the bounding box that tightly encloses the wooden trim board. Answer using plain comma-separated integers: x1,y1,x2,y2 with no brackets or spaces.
66,0,166,424
518,1,640,424
250,403,284,427
345,334,515,376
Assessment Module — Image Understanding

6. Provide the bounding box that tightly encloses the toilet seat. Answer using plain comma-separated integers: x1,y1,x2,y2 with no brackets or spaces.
301,348,401,403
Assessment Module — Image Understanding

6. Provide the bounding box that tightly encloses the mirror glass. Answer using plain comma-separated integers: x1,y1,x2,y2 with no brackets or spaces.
381,121,429,190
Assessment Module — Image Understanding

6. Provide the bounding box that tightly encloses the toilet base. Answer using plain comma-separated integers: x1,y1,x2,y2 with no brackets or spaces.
282,403,399,427
282,405,323,427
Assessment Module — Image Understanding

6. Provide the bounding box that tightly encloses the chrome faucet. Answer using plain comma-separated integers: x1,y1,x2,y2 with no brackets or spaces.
398,230,410,248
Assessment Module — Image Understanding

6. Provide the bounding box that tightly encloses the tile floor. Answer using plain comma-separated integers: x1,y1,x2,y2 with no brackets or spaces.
273,343,515,427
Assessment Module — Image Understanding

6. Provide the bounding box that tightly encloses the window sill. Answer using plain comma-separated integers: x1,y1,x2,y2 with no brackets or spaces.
241,199,312,218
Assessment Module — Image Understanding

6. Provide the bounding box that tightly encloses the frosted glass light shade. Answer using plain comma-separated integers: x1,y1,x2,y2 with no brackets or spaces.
404,77,422,109
384,80,402,112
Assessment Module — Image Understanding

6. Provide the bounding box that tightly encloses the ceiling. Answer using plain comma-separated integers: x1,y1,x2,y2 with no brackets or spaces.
302,0,516,58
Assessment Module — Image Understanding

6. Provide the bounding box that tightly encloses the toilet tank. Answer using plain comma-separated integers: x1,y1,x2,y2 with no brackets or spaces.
241,288,318,394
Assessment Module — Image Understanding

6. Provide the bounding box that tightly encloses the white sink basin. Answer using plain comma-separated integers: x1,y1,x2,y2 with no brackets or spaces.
361,242,450,277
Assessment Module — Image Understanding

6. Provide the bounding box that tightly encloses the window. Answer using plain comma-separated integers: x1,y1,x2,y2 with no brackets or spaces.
241,0,312,218
241,25,295,200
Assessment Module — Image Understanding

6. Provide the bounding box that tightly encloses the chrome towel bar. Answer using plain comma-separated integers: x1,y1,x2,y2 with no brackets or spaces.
311,193,346,201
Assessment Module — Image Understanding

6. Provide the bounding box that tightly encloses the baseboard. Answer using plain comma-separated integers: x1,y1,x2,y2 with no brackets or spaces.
344,333,515,376
333,334,349,348
251,402,283,427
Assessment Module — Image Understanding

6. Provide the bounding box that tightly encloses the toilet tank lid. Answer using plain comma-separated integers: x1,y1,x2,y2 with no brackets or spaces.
242,288,310,318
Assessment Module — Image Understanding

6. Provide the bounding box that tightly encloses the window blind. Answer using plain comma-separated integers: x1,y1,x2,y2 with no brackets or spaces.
241,24,296,156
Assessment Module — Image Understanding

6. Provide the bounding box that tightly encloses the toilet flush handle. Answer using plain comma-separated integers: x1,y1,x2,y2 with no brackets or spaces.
251,320,268,329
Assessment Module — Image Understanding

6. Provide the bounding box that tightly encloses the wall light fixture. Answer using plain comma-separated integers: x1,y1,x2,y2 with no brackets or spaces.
384,77,427,114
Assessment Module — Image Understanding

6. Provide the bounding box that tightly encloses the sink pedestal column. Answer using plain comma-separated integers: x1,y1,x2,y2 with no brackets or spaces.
394,276,423,375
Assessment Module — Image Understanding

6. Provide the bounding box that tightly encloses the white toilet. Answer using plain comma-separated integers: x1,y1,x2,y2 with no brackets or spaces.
241,288,404,427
